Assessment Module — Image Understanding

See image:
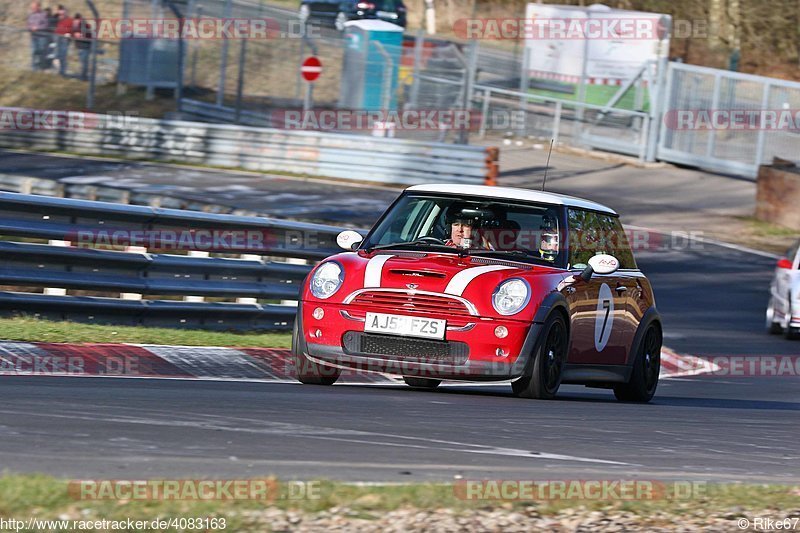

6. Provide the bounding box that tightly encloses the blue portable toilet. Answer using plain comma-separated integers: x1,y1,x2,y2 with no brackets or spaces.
339,20,404,111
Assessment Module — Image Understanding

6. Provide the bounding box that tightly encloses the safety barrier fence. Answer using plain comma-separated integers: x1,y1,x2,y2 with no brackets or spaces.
0,113,498,186
0,192,357,330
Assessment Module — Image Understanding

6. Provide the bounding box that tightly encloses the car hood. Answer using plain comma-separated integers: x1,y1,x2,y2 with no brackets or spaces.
305,250,566,318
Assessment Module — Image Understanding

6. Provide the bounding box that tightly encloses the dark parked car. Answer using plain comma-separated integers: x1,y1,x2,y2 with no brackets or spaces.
299,0,407,31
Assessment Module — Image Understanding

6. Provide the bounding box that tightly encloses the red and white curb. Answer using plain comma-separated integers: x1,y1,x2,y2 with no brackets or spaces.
0,342,713,382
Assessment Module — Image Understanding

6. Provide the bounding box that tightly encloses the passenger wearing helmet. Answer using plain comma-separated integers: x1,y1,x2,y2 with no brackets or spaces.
536,214,560,261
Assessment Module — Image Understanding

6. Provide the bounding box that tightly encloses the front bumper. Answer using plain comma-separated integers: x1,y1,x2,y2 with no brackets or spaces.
297,301,540,381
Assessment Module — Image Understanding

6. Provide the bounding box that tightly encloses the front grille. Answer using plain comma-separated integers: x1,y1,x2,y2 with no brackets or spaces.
342,331,469,364
349,290,472,316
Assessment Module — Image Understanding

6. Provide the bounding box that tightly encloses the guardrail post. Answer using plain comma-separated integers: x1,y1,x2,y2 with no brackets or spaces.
184,250,209,302
44,240,71,296
121,245,146,300
552,100,562,145
485,147,499,186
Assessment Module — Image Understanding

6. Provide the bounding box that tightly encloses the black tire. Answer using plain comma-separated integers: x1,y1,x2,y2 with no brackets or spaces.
292,319,341,385
614,324,661,403
511,313,568,400
403,376,441,389
786,298,799,340
766,298,783,334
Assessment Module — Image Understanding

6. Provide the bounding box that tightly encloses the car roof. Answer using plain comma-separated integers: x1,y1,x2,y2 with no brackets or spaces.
406,184,617,215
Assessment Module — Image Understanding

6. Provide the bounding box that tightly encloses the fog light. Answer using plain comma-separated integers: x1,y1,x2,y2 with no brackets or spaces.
496,348,507,357
312,307,324,320
494,325,508,339
314,329,322,338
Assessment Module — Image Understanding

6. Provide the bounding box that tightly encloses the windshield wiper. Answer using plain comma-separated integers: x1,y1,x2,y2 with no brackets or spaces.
468,249,553,264
365,238,457,254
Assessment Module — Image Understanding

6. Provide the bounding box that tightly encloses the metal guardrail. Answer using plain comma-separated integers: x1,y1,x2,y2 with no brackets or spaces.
0,113,498,186
0,192,355,330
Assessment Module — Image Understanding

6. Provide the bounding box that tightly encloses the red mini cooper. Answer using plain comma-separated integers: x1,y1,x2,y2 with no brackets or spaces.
292,185,662,402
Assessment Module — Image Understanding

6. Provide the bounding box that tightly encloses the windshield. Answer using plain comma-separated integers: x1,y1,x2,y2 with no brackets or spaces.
362,194,564,266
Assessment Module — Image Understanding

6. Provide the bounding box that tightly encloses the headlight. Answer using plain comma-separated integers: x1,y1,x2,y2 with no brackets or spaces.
492,278,530,315
310,261,344,299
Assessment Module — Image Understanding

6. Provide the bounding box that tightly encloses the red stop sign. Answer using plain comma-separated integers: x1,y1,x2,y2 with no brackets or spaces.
301,56,322,82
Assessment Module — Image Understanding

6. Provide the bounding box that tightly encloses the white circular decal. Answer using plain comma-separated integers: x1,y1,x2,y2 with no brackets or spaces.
594,283,614,352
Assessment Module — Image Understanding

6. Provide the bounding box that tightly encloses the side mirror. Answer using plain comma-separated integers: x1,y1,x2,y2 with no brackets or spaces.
580,254,620,282
336,230,363,250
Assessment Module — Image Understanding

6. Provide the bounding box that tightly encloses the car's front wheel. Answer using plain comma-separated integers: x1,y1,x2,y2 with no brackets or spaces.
292,320,341,385
614,324,661,403
512,313,568,400
403,377,441,389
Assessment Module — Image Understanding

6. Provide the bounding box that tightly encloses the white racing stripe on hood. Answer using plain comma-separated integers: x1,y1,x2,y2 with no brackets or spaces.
364,254,395,288
444,265,515,296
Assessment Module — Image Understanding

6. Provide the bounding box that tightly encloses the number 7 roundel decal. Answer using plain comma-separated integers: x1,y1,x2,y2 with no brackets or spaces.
594,283,614,351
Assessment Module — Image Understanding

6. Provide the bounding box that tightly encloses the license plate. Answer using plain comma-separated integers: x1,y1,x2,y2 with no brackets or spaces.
364,312,446,340
376,10,398,18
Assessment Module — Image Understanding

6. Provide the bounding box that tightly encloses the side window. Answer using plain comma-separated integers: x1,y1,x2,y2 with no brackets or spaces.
598,215,637,270
567,210,637,269
568,209,600,268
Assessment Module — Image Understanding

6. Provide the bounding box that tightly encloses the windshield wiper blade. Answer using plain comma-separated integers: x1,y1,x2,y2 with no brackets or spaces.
366,240,455,253
468,249,552,263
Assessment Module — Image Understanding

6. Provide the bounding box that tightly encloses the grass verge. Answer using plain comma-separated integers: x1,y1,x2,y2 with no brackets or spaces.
0,316,291,348
0,475,798,531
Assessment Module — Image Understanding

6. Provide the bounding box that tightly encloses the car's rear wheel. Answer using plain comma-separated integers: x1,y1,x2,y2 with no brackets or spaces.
292,319,341,385
786,298,799,340
511,313,567,400
766,298,783,334
614,324,661,403
403,377,441,389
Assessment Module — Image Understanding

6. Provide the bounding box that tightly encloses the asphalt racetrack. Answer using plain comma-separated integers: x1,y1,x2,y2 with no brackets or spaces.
0,241,798,483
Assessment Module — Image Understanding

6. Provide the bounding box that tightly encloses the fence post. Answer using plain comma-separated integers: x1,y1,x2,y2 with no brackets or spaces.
478,88,490,138
216,0,233,106
408,31,424,110
753,81,771,170
458,40,478,145
646,57,669,162
85,0,100,110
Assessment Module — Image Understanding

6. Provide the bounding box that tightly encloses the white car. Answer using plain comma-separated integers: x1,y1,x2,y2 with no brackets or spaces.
767,238,800,340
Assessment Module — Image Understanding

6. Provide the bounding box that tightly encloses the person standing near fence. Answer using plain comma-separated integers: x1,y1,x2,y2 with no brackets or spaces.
72,13,92,81
54,6,73,76
26,1,49,70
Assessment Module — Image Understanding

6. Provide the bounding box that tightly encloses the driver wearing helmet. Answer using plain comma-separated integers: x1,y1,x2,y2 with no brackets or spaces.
443,205,492,250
